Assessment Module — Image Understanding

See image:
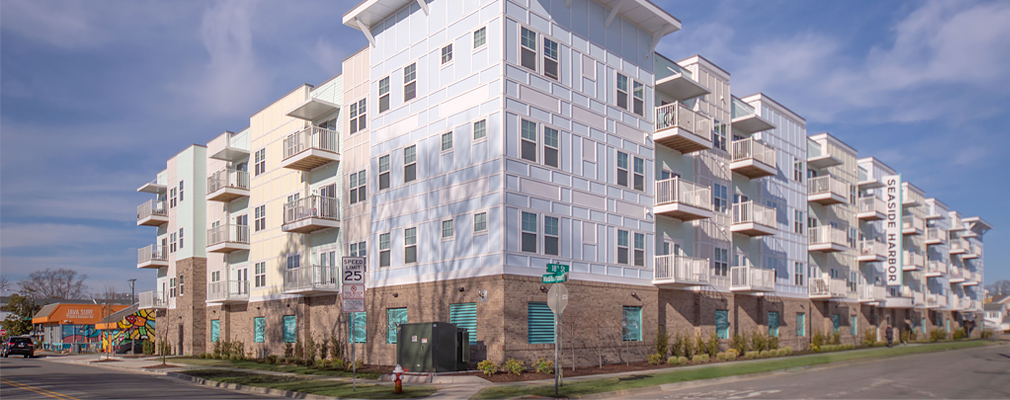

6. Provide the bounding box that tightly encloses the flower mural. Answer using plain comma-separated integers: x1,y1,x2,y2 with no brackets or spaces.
101,309,156,349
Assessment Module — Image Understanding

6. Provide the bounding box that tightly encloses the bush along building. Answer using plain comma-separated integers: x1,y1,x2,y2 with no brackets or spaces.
133,0,992,364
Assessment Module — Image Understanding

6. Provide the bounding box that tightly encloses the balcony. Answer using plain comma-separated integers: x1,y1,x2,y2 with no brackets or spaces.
730,266,775,293
949,268,965,284
206,168,250,202
653,102,713,154
902,251,924,271
207,224,250,253
926,294,940,309
137,179,167,194
902,186,921,207
859,285,886,304
808,226,849,253
138,291,167,309
654,60,709,102
949,239,968,254
655,178,713,221
881,287,914,308
857,197,886,220
137,199,168,226
730,138,777,178
280,126,340,171
652,255,709,288
207,280,250,304
731,201,777,236
807,175,848,205
730,97,775,135
962,245,979,260
281,195,341,234
963,271,979,286
902,215,924,235
913,291,926,308
283,265,340,295
137,245,168,269
807,142,842,169
857,168,884,189
925,227,946,245
809,277,847,300
925,261,947,278
857,239,886,262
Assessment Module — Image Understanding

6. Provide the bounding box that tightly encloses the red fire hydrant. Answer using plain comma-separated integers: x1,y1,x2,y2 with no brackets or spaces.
392,364,405,393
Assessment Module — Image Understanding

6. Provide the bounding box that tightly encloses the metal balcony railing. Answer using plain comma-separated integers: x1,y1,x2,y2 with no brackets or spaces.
654,102,709,138
858,239,885,258
207,168,250,193
809,226,848,247
283,126,339,160
860,285,886,302
732,201,777,228
282,195,340,225
284,265,340,292
904,251,924,267
810,277,847,298
926,227,946,243
808,175,848,199
207,280,250,302
858,196,886,215
208,224,250,246
654,255,709,284
138,291,167,309
655,178,712,211
137,199,167,221
730,266,775,291
731,138,776,168
902,215,924,232
138,245,168,265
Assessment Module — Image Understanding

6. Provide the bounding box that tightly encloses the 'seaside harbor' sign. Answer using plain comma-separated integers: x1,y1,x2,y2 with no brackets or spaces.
884,174,903,286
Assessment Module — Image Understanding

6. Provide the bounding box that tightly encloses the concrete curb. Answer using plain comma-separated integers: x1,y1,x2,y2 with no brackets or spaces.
165,372,335,399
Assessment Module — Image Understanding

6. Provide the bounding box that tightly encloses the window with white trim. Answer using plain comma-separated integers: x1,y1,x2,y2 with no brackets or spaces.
794,262,804,286
254,262,266,288
793,158,803,182
544,216,559,256
349,98,366,134
633,157,645,191
178,228,184,249
617,230,629,264
714,247,729,276
442,219,454,239
543,127,559,168
634,233,645,267
254,149,266,176
616,74,629,110
169,278,176,298
441,44,453,64
254,205,266,231
349,170,366,204
179,274,184,296
521,212,537,253
378,155,390,190
712,121,727,151
404,227,417,264
713,183,728,212
520,27,537,71
404,145,417,183
521,119,537,162
378,76,390,113
633,82,644,116
543,37,559,80
473,27,486,48
170,188,177,208
794,210,804,234
441,132,453,151
179,180,184,202
403,63,416,102
379,233,391,267
474,212,488,233
286,254,300,270
617,152,629,188
349,241,366,257
473,119,487,140
170,232,177,253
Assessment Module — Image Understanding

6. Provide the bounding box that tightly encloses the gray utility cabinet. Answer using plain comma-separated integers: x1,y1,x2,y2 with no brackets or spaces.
396,322,469,372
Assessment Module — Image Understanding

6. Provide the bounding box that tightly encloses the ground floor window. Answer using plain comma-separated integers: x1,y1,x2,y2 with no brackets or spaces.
283,315,296,343
211,320,220,342
387,308,407,344
622,306,642,341
922,317,927,334
796,313,806,337
715,310,729,339
449,303,477,344
254,317,265,343
349,312,366,343
850,315,857,336
768,312,779,337
527,302,555,344
832,314,841,334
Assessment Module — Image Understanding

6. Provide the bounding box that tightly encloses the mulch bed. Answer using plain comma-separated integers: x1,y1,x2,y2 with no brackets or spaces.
466,361,690,383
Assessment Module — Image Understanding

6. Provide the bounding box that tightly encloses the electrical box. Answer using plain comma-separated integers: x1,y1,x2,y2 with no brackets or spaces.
396,322,469,372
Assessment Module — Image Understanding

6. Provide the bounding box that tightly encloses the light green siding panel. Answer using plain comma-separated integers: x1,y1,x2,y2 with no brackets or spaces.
232,128,251,151
311,76,343,105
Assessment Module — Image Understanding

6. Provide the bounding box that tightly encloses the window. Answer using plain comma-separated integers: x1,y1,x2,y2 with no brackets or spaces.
527,302,554,344
769,312,779,337
622,306,642,341
254,317,265,343
632,82,644,116
831,314,841,334
286,254,301,270
850,315,858,336
254,149,266,176
211,271,220,282
254,262,266,288
794,210,804,234
796,313,806,337
404,227,417,264
793,159,803,182
349,241,366,257
349,170,366,204
169,278,176,297
633,157,645,191
543,38,558,80
387,308,408,344
403,63,416,102
442,219,454,239
254,205,266,231
544,216,559,256
634,233,645,267
178,228,184,249
349,98,367,134
170,188,177,208
520,27,537,71
179,274,184,296
404,145,417,183
794,262,804,286
211,320,220,342
617,230,629,264
441,44,453,64
178,180,184,202
378,155,390,190
283,315,296,343
170,233,177,253
473,119,486,140
712,122,727,151
378,76,390,113
379,233,391,267
617,152,629,187
714,247,729,276
473,27,486,48
713,183,728,212
616,74,629,110
441,132,453,151
349,312,367,343
521,119,537,162
474,212,488,233
521,212,537,253
450,303,477,344
543,127,559,168
715,310,729,339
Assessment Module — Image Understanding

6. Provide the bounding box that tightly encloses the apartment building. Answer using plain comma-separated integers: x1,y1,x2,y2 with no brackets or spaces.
133,0,991,364
135,145,208,355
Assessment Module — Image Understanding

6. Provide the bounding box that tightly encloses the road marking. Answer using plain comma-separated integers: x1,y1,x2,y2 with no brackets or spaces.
1,378,81,400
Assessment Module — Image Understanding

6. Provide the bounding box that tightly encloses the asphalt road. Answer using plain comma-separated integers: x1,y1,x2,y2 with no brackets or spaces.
0,355,272,399
620,343,1010,399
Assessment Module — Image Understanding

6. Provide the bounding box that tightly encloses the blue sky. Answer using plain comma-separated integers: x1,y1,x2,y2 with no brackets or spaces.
2,0,1007,295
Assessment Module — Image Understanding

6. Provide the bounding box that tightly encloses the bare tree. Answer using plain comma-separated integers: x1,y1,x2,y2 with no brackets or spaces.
986,280,1010,298
18,268,89,300
0,275,9,293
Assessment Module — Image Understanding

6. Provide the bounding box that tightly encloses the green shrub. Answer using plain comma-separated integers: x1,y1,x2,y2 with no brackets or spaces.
345,359,364,371
284,342,294,358
759,350,769,358
952,328,966,340
930,329,946,342
732,333,747,356
706,331,720,357
677,356,688,365
744,352,756,360
682,332,696,358
909,329,919,342
503,359,524,375
229,354,240,361
750,332,768,353
305,336,316,365
332,358,347,370
812,330,825,348
533,358,553,373
768,335,779,350
198,353,206,359
863,328,878,347
655,327,669,357
647,353,664,365
831,331,841,345
981,328,994,339
695,334,707,359
142,340,155,355
874,340,887,347
716,352,726,361
670,331,685,358
265,355,278,364
691,354,704,363
777,348,788,357
667,356,679,365
725,348,738,359
318,336,329,361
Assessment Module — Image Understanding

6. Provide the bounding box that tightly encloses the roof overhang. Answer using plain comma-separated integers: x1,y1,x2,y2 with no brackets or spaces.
286,97,341,121
962,217,994,232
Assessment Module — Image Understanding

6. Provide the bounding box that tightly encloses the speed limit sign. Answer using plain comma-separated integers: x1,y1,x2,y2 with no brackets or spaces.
342,257,366,285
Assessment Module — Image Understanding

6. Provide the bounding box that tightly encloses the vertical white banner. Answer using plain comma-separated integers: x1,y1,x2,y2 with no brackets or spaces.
884,174,903,286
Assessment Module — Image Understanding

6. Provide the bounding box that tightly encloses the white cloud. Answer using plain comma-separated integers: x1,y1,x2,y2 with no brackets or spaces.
308,38,349,74
0,223,137,250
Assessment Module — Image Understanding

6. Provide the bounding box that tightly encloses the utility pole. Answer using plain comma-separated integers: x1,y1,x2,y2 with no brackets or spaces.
128,279,137,304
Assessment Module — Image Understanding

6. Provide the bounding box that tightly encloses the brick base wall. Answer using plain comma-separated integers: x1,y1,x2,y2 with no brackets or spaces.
155,257,207,356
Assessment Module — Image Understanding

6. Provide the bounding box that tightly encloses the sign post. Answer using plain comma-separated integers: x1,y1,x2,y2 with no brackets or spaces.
342,257,366,390
546,263,569,397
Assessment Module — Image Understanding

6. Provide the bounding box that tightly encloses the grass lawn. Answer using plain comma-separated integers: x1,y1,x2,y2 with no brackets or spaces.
182,369,436,399
474,340,989,399
173,357,383,379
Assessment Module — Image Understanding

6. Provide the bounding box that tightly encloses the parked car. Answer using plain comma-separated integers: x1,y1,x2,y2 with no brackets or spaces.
2,336,35,358
113,340,143,354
